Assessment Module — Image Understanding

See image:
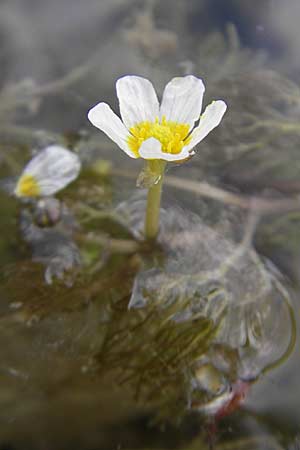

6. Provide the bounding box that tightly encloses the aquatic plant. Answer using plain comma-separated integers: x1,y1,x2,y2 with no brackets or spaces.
0,4,299,446
88,75,226,240
14,145,81,197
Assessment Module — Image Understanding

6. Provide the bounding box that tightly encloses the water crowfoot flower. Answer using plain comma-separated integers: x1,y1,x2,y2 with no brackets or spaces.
15,145,81,198
88,75,227,240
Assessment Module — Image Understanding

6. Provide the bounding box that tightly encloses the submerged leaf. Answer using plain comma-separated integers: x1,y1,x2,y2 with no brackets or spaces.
119,195,293,391
19,199,81,285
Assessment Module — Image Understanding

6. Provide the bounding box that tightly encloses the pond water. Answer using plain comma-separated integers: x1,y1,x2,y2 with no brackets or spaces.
1,0,300,449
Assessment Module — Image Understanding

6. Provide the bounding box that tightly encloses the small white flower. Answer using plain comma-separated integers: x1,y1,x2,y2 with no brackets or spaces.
15,145,81,198
88,75,227,162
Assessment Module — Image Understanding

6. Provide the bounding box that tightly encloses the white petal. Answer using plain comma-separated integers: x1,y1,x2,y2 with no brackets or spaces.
186,100,227,151
116,75,159,128
15,145,81,197
160,76,205,129
139,137,191,162
88,102,136,158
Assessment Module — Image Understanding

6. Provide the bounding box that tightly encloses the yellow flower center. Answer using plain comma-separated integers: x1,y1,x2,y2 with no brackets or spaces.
15,174,40,197
127,116,191,157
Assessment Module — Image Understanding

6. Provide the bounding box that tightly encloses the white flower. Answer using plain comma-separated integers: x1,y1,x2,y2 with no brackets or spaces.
15,145,81,198
88,75,227,162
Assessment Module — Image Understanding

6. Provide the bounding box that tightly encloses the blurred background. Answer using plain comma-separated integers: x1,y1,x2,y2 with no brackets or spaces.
1,1,300,449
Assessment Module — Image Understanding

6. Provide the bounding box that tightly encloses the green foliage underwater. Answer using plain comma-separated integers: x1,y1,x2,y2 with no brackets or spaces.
1,0,300,449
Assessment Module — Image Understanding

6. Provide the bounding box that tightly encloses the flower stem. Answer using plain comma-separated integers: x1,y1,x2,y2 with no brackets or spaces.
144,160,166,241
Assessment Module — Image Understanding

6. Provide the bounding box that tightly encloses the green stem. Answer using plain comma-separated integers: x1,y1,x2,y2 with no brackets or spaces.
144,160,166,241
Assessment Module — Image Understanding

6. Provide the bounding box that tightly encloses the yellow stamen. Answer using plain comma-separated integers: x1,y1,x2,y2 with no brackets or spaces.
127,116,191,157
15,174,40,197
